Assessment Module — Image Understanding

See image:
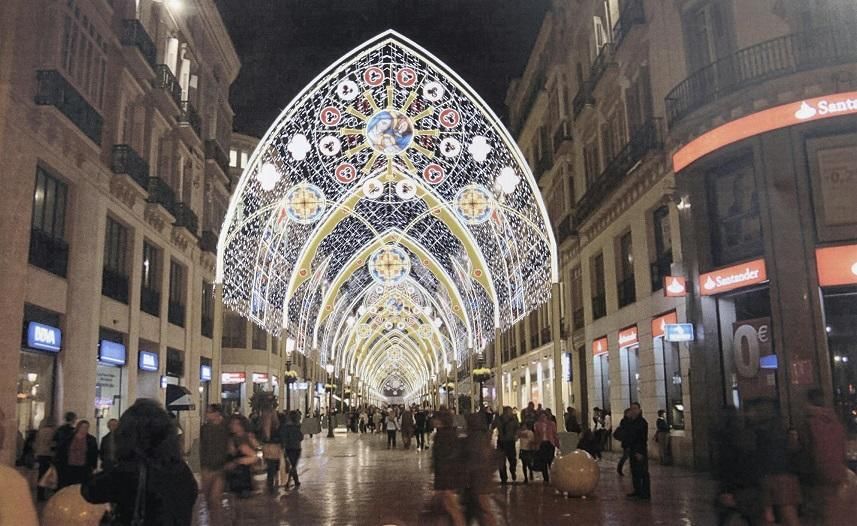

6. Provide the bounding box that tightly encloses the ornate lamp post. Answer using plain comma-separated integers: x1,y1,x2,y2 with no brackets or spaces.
325,362,335,438
284,354,298,412
473,355,492,409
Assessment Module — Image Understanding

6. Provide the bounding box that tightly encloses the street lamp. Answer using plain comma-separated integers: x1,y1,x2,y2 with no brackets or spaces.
325,362,335,438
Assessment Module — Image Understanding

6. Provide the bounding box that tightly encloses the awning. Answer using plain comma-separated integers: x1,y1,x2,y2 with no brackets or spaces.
166,384,195,411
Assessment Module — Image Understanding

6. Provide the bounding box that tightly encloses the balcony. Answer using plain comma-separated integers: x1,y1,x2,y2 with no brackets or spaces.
572,307,585,331
574,118,663,225
146,177,177,217
572,44,617,119
140,286,160,317
552,119,573,156
534,152,553,181
119,19,156,70
617,276,637,308
666,24,857,127
572,79,595,118
153,64,182,108
35,70,102,145
592,294,607,320
200,230,218,254
555,215,577,245
111,144,149,191
102,267,129,304
173,203,199,237
168,301,185,327
205,139,230,176
29,229,68,277
650,250,673,292
612,0,645,48
178,100,202,139
513,72,546,135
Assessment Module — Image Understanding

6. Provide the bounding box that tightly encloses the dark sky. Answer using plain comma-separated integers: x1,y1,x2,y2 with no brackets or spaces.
214,0,550,137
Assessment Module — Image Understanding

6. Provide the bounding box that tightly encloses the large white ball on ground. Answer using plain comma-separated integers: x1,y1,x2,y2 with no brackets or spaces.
42,484,110,526
550,449,600,497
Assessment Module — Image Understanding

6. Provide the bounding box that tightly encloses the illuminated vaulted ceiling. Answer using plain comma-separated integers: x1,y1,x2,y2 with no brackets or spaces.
216,31,557,399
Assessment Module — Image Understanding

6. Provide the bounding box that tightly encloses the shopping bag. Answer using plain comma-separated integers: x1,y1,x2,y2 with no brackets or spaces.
38,465,58,489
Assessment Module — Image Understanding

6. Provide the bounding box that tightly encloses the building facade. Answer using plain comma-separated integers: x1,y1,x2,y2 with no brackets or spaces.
503,0,857,467
0,0,239,464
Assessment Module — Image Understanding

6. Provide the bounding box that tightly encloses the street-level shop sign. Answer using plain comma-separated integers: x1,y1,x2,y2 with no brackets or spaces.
592,336,608,356
652,311,678,339
618,325,639,348
221,372,246,384
27,322,61,353
200,364,212,382
664,323,695,343
98,340,126,366
815,244,857,287
252,373,269,383
664,276,687,297
699,259,767,296
138,351,159,372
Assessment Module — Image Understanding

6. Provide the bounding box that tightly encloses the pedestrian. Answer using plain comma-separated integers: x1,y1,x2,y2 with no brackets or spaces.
602,410,613,452
544,408,557,424
257,409,281,494
799,388,848,525
373,410,382,434
564,407,582,433
400,407,416,449
200,404,230,526
53,411,77,454
0,408,38,526
81,399,198,526
414,407,428,450
655,409,672,465
576,427,602,460
55,419,98,488
431,409,465,526
33,419,56,501
225,415,259,498
625,402,651,500
359,409,368,433
280,410,304,487
99,418,119,471
533,413,559,484
517,423,537,483
522,402,537,430
492,406,519,484
385,410,400,449
613,408,632,476
463,413,498,526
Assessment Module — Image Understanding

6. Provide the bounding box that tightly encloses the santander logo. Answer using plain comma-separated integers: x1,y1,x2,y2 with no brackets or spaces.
794,96,857,121
700,259,767,296
794,101,817,120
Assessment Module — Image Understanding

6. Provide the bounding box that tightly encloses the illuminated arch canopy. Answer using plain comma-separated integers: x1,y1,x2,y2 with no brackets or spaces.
217,31,557,400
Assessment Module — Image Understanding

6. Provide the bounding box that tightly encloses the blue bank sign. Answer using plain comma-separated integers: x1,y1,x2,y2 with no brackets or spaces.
139,351,159,372
27,322,62,352
99,340,126,366
664,323,695,343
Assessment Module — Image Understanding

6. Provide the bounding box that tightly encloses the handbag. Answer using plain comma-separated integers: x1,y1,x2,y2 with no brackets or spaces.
38,465,58,489
261,442,282,461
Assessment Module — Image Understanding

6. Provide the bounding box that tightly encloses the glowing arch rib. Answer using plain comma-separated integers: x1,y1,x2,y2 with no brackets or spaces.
217,30,557,398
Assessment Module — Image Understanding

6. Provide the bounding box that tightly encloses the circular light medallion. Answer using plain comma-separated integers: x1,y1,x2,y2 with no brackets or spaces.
319,106,341,126
422,163,445,185
438,108,460,128
396,67,417,87
362,177,384,199
334,162,357,184
395,179,417,200
422,81,444,102
455,184,494,225
318,135,341,157
365,110,414,155
363,66,384,86
418,323,432,338
284,183,327,224
336,79,359,101
439,137,462,158
368,244,411,285
357,323,372,339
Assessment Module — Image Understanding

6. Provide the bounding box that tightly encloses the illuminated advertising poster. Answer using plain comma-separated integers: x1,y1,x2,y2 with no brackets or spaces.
816,244,857,287
592,336,608,356
733,317,776,401
618,325,639,349
699,259,767,296
816,147,857,226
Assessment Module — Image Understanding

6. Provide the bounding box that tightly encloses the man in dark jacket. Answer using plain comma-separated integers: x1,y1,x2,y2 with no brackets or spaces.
52,411,76,454
279,411,304,487
564,407,582,433
99,418,119,471
492,406,520,484
414,408,428,450
200,404,229,526
625,402,650,500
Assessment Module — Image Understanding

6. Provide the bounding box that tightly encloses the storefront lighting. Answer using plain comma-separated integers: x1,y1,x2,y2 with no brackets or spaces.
834,355,842,362
674,404,685,411
26,373,38,382
826,326,833,333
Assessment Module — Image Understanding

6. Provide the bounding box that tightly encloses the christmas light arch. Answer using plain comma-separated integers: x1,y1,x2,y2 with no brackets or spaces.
217,30,558,400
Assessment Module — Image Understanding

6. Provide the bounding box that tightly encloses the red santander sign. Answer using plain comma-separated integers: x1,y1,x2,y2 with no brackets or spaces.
699,259,767,296
592,336,608,356
816,244,857,287
651,311,678,339
618,325,639,348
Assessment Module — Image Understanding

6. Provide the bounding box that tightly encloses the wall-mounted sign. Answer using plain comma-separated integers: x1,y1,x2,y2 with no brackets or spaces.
200,364,212,382
27,322,61,353
673,90,857,172
252,373,269,383
618,325,639,348
221,372,246,384
138,351,159,372
592,336,608,356
652,311,678,339
664,323,695,342
815,244,857,287
733,317,776,401
292,382,309,390
664,276,687,297
98,340,126,366
699,259,767,296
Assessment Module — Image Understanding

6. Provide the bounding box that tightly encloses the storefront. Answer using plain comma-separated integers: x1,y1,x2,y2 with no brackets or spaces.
592,336,609,412
618,325,640,406
221,372,245,415
95,330,126,440
17,311,62,435
651,311,684,427
199,358,212,420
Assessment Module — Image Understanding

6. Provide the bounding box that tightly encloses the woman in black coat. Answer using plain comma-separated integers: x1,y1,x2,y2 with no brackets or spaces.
81,400,198,526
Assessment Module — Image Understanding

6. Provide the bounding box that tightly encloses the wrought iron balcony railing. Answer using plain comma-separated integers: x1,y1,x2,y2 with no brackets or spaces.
29,229,69,277
665,24,857,127
572,307,585,330
120,19,156,69
111,144,149,191
173,202,199,236
168,300,185,327
574,118,663,225
179,100,202,138
617,276,637,308
650,250,673,292
201,315,214,338
205,139,230,175
552,119,573,155
146,177,177,217
572,79,596,118
35,70,103,144
199,230,218,254
154,64,182,107
612,0,645,48
592,294,607,320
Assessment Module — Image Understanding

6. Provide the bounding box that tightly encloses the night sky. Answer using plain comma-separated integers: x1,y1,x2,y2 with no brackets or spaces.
214,0,550,137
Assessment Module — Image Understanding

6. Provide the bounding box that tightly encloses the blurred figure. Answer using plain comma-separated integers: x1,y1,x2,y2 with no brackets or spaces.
34,418,56,501
492,406,519,484
401,407,415,449
385,410,399,449
55,420,97,488
602,410,613,452
200,404,230,526
82,399,198,525
432,409,465,526
99,418,119,471
614,408,632,476
655,409,672,465
257,409,281,494
463,413,497,526
576,427,602,460
522,402,537,430
712,405,762,526
53,411,77,454
533,413,559,484
625,403,650,500
564,407,582,433
518,423,537,483
544,408,557,424
225,415,259,498
0,408,38,525
801,389,848,525
359,409,368,433
414,407,428,450
280,411,304,487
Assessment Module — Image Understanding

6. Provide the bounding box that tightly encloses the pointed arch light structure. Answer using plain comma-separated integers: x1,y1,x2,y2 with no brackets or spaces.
216,31,557,401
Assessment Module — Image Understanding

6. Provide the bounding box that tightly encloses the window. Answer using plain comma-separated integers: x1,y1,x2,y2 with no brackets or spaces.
682,1,733,74
229,149,238,167
221,311,246,348
140,241,160,316
60,0,108,107
651,206,673,292
252,324,267,350
626,66,653,134
166,347,184,377
102,217,129,303
168,260,185,327
707,157,763,265
583,139,601,189
29,167,69,276
201,281,214,338
571,266,584,330
591,253,607,319
617,231,636,307
240,151,248,168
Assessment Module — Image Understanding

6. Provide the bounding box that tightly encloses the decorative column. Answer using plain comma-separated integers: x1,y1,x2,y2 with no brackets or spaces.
551,282,564,413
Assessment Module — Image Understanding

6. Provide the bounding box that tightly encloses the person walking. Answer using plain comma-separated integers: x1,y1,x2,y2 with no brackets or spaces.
625,402,651,500
521,402,537,431
81,399,198,526
53,411,77,452
373,410,382,434
55,419,98,488
414,407,428,450
431,410,465,526
224,415,259,498
492,406,519,484
463,414,498,526
517,424,537,483
564,407,582,433
257,409,281,494
655,409,671,465
613,408,632,476
280,410,304,488
400,407,416,449
200,404,230,526
385,410,399,449
533,413,559,484
33,419,56,501
800,389,848,525
99,418,119,471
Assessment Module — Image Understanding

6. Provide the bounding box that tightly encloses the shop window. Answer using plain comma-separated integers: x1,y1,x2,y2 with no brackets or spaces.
201,280,214,338
17,304,61,435
140,241,161,316
651,206,673,292
29,167,69,277
707,157,763,266
102,216,129,303
571,266,584,330
96,327,125,440
822,287,857,438
623,345,640,404
617,231,636,307
591,253,607,319
166,347,184,378
199,357,212,421
168,260,185,327
595,353,611,413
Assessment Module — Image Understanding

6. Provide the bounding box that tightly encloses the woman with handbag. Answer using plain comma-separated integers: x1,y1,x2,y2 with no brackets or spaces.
533,413,560,484
81,399,197,526
257,410,282,494
225,415,259,498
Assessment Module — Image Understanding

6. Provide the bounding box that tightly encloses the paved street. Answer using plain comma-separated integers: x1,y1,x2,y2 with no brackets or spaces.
214,430,719,525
